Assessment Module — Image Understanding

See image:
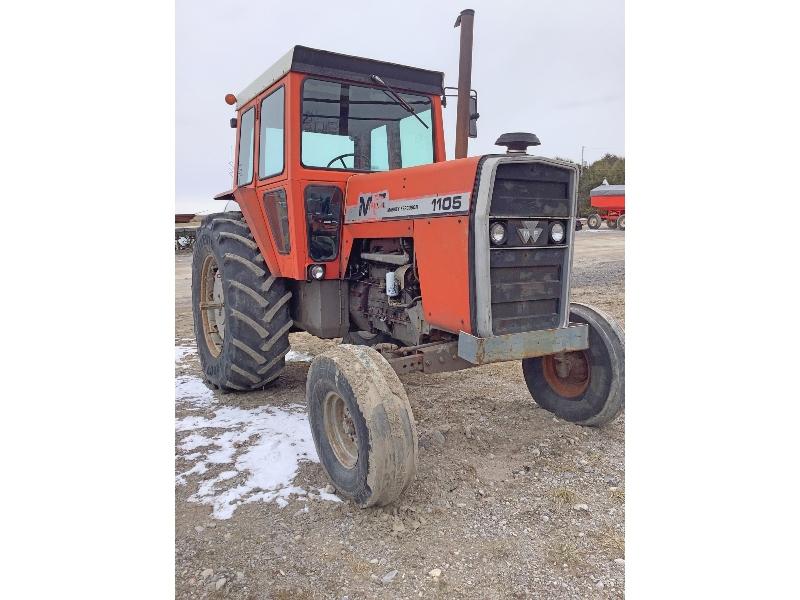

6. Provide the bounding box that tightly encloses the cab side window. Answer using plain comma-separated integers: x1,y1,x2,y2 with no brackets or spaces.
237,108,255,185
259,87,285,179
263,189,291,254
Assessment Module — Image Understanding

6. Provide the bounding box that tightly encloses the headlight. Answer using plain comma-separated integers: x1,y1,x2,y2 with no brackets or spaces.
549,222,565,244
490,222,507,245
309,264,325,280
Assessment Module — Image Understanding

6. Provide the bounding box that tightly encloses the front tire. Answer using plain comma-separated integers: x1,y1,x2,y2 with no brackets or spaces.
306,345,418,507
587,214,602,229
522,303,624,426
191,212,292,391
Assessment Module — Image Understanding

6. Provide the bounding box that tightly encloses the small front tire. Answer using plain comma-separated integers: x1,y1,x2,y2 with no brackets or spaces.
587,214,602,229
522,303,624,426
306,344,418,507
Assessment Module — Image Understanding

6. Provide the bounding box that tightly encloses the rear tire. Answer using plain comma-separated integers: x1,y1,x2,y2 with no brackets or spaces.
306,345,418,507
617,214,625,230
191,212,292,391
587,214,602,229
522,303,624,426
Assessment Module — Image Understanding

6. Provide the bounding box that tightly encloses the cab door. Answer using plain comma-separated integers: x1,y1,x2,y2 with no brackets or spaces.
252,84,298,279
230,97,282,275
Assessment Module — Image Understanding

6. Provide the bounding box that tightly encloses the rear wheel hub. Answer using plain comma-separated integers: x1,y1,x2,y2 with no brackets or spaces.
199,254,225,357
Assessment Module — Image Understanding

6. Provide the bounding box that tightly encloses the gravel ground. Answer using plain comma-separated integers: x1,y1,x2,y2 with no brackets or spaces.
175,228,625,599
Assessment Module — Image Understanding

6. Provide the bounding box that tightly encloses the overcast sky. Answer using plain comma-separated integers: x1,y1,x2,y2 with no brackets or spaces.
176,0,623,213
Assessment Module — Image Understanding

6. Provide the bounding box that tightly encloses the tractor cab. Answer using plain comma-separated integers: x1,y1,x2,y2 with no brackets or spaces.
218,46,452,283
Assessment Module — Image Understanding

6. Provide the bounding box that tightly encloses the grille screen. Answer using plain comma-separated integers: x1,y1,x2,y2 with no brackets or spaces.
488,162,573,335
490,247,564,334
491,162,571,217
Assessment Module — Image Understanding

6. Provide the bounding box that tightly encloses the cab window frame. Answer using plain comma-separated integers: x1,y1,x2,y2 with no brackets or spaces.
299,75,438,173
258,84,286,181
236,106,256,186
262,187,291,254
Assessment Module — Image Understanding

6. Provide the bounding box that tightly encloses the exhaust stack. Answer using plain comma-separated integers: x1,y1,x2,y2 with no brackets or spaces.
454,8,475,159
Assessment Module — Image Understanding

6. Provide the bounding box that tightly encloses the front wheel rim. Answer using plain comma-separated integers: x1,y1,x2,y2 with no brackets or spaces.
323,392,358,469
542,351,591,398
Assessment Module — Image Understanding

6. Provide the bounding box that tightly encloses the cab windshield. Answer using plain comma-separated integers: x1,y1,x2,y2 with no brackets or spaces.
301,78,434,172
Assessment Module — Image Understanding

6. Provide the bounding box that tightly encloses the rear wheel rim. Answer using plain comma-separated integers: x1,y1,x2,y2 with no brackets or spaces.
323,392,358,468
199,254,225,357
542,351,591,398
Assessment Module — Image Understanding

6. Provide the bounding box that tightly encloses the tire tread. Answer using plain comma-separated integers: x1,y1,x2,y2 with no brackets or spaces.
191,212,292,391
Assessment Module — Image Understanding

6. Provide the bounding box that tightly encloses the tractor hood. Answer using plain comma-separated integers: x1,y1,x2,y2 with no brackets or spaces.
342,157,482,224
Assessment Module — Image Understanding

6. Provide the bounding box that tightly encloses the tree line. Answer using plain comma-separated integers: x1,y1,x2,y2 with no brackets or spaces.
554,153,625,216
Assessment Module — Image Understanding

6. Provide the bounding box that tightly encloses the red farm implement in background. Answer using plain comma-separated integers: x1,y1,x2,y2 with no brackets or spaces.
587,183,625,230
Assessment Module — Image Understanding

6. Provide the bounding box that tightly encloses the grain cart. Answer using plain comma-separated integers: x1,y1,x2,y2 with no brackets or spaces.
587,183,625,230
192,9,624,507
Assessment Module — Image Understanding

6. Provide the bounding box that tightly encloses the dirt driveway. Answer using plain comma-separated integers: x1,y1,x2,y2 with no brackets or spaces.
175,228,625,599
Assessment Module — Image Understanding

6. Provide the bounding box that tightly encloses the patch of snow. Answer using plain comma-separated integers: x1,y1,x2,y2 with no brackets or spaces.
175,345,197,362
175,399,328,519
286,349,313,362
317,487,342,503
175,376,215,408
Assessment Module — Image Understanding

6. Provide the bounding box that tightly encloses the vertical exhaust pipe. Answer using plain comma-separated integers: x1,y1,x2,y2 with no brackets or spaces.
454,8,475,159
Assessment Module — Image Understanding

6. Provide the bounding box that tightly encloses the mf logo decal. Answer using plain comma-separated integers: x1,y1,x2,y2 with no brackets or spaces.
345,191,471,223
518,220,543,244
358,194,372,216
357,191,388,217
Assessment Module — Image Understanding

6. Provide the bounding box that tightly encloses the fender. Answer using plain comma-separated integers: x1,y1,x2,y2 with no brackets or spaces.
232,186,281,276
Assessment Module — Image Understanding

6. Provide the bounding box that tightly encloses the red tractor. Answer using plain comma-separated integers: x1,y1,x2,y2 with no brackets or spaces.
587,183,625,230
192,10,625,507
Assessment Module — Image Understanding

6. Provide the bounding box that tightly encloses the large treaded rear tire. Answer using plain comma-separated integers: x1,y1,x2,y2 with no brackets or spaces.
192,212,292,392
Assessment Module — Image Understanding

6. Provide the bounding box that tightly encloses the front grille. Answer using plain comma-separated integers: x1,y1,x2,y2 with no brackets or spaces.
490,162,572,217
488,161,574,335
490,247,565,334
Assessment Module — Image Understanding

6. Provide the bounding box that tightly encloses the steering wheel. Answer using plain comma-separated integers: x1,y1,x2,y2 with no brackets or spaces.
326,153,356,169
